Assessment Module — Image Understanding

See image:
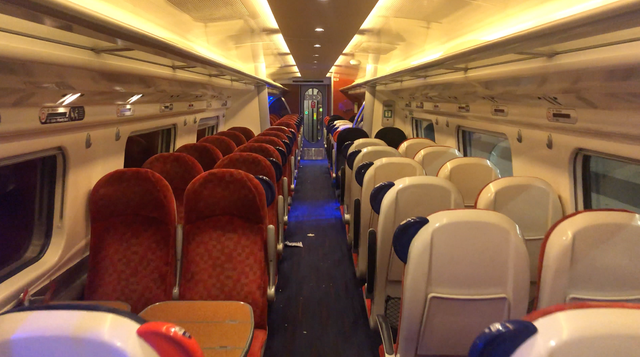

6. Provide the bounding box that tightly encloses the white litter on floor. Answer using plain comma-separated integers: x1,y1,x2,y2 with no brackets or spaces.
284,241,303,248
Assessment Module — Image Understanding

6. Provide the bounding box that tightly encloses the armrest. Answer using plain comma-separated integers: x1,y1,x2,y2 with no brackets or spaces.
366,229,377,299
277,195,284,254
282,177,289,218
290,156,295,187
267,225,276,302
173,224,183,300
376,315,396,357
353,198,361,252
339,166,346,205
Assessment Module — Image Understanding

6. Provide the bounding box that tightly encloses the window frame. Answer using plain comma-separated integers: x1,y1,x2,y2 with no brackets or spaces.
575,150,640,212
457,126,513,176
128,124,176,153
0,148,65,284
411,117,435,141
197,116,219,139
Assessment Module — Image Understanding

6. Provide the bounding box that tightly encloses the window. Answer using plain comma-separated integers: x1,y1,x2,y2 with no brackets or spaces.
580,153,640,213
412,118,435,141
0,151,60,283
460,128,513,176
124,126,175,168
197,116,219,142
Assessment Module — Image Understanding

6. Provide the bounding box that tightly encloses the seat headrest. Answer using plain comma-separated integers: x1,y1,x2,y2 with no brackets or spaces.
337,128,369,150
198,136,237,157
236,142,282,165
468,320,538,357
392,216,430,264
370,181,395,215
228,126,256,141
374,127,407,149
90,169,175,224
184,169,268,226
142,153,203,191
215,131,247,147
254,175,276,206
176,143,223,171
249,136,287,163
355,161,374,187
214,153,277,203
259,132,291,155
347,149,362,170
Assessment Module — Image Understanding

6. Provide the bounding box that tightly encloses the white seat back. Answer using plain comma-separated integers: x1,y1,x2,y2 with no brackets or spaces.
470,304,640,357
476,177,563,281
398,138,437,159
357,158,425,279
537,210,640,308
437,157,501,207
369,176,464,330
344,139,387,213
397,210,529,357
348,146,401,242
414,146,463,176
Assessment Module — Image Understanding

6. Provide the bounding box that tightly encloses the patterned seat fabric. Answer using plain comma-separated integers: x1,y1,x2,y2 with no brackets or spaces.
214,153,278,239
228,126,256,141
216,131,247,147
236,143,281,165
181,169,268,330
198,135,237,157
374,127,408,149
176,143,223,171
269,114,280,125
142,153,203,224
86,169,176,313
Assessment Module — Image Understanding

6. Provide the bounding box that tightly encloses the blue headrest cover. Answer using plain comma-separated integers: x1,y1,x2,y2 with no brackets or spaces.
468,320,538,357
276,147,287,165
288,129,297,142
341,141,354,159
267,158,283,182
282,140,292,156
254,175,276,207
370,181,395,215
347,149,362,170
355,161,374,187
286,134,294,146
392,216,429,264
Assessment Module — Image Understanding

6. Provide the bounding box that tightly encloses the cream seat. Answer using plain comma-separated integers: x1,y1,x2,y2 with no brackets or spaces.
476,177,563,282
469,303,640,357
414,146,463,176
378,210,529,357
536,209,640,309
355,157,425,279
398,138,437,159
367,176,464,330
347,146,401,244
342,138,387,217
437,157,501,207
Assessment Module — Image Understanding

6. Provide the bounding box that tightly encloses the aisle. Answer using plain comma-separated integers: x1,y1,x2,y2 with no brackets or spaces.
263,140,378,357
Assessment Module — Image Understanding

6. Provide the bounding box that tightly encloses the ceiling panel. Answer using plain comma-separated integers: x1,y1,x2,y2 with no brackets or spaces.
267,0,377,79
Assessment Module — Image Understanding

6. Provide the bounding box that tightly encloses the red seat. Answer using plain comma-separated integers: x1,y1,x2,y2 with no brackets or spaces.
275,120,297,134
251,136,292,197
181,169,269,357
228,126,256,141
216,131,247,147
198,136,237,157
86,169,176,313
142,153,203,224
176,143,223,171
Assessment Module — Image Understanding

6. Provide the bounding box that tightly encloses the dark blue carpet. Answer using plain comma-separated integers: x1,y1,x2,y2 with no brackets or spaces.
263,148,378,357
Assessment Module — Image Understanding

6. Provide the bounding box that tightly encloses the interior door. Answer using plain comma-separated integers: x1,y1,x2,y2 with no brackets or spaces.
301,86,327,143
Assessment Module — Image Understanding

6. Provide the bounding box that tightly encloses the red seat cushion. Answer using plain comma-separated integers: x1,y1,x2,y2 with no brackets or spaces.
86,169,176,313
228,126,256,141
216,131,248,147
176,143,223,171
198,136,237,157
248,329,267,357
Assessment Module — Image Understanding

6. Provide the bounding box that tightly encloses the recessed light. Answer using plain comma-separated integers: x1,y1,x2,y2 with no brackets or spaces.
313,54,319,57
315,28,324,32
314,44,321,48
314,61,318,63
57,93,83,106
127,94,144,104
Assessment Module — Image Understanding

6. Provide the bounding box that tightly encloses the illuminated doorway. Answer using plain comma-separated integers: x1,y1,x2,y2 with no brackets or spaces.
302,87,325,143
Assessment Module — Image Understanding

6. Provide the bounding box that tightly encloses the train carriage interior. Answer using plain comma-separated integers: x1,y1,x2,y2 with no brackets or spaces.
2,0,640,356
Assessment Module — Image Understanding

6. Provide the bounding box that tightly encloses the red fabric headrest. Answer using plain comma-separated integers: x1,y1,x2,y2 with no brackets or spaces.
90,168,176,224
228,127,256,141
214,153,276,189
216,131,247,147
198,136,237,157
249,136,286,151
175,143,223,171
142,153,203,191
259,131,287,142
236,143,282,165
184,169,267,226
276,121,297,133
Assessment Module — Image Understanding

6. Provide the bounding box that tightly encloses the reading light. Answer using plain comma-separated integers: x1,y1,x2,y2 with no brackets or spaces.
127,94,144,104
57,93,82,106
314,44,321,48
313,54,319,57
315,28,324,32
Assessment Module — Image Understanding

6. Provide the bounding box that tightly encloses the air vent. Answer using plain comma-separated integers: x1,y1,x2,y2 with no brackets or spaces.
166,0,249,23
